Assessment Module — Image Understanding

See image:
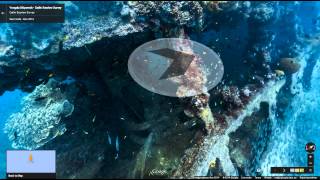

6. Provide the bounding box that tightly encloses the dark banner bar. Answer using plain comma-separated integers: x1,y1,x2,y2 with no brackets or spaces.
7,173,56,179
0,4,64,23
7,4,64,16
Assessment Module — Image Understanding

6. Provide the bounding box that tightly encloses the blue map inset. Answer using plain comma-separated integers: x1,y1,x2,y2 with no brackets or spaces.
7,150,56,173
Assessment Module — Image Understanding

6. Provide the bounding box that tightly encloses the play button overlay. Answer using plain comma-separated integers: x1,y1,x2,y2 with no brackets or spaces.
149,48,195,80
128,38,224,97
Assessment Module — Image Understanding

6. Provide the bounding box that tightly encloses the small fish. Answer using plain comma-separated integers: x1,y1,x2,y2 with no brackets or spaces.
48,73,54,78
115,136,120,152
275,69,285,76
92,115,96,123
82,130,89,135
25,68,31,76
115,153,119,160
191,122,197,127
84,45,92,56
107,132,112,145
88,92,96,96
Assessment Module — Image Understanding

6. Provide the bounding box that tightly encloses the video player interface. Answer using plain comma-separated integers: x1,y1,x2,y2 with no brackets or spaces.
0,1,319,179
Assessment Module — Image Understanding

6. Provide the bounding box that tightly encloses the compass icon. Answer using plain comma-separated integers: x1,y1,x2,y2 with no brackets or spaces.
305,142,316,153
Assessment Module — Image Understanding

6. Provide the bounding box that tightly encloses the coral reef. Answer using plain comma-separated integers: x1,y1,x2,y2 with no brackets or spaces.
221,86,243,109
4,79,77,150
173,79,286,177
0,2,144,60
128,1,204,30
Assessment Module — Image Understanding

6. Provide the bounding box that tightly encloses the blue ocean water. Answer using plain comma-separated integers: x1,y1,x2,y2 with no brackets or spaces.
259,2,320,176
260,56,320,176
0,90,27,178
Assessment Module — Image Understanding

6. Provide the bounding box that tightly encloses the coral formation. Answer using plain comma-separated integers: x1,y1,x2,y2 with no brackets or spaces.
128,1,204,30
221,86,243,109
4,79,76,150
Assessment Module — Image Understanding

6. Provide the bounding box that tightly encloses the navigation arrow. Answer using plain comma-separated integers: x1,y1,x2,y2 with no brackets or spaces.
149,48,195,80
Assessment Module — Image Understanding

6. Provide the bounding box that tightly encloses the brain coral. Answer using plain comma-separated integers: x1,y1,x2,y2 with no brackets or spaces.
4,79,74,150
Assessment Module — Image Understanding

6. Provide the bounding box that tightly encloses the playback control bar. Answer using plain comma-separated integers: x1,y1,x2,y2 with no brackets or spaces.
271,166,313,174
0,4,64,23
271,142,316,174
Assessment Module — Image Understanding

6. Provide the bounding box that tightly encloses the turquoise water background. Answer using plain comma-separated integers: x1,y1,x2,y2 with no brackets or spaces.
0,90,27,178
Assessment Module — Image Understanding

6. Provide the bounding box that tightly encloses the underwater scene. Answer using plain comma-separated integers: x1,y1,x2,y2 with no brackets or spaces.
0,1,320,179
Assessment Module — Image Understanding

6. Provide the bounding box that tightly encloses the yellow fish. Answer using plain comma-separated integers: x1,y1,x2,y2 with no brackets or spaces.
275,69,285,76
209,160,216,168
